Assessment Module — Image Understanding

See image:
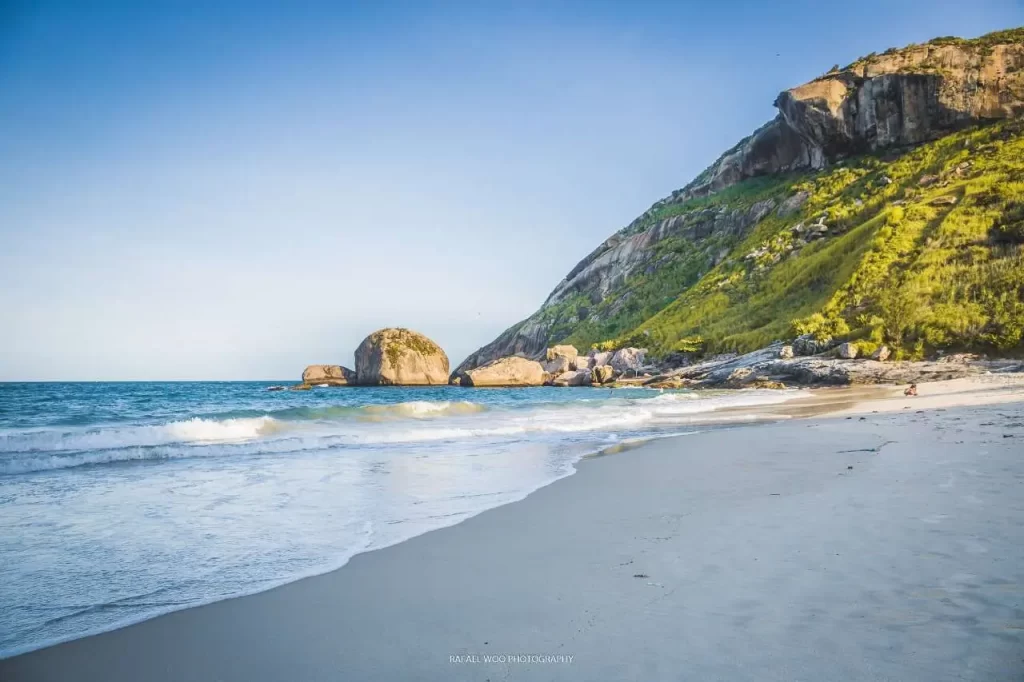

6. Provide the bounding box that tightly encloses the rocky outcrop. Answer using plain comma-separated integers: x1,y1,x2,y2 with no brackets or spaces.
686,37,1024,197
301,365,356,386
457,356,546,387
644,341,992,387
354,328,449,386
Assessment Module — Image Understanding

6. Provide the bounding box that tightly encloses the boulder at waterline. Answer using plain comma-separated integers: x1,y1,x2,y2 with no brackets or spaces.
610,348,646,375
354,328,449,386
457,356,546,387
592,365,616,385
552,369,592,387
301,365,356,386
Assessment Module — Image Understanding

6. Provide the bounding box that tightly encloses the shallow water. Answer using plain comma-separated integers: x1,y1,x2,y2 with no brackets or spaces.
0,381,795,656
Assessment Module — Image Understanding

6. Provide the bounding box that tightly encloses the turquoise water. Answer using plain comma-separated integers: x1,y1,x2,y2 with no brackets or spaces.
0,382,795,656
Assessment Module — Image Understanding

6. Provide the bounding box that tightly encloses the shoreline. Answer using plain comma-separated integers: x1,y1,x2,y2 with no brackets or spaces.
3,377,1024,680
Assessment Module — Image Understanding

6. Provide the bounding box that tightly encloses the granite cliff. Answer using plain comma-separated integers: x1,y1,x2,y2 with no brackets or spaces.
457,28,1024,375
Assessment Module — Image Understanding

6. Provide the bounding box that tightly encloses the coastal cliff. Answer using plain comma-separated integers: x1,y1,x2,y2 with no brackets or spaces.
457,28,1024,375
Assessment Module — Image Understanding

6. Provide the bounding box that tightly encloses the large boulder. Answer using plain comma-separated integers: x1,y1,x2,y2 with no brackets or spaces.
301,365,355,386
610,348,646,375
588,350,613,367
871,345,891,362
458,356,546,387
354,328,449,386
572,355,591,371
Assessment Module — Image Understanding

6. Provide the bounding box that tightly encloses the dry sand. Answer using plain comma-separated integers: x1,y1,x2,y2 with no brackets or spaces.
3,376,1024,681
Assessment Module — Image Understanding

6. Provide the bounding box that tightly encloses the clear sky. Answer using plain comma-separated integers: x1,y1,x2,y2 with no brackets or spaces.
2,0,1022,380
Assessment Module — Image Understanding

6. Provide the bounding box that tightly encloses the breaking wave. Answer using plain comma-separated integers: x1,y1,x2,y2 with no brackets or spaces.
0,391,798,475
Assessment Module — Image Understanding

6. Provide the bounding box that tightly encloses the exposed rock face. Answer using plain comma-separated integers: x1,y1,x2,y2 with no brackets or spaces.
589,351,613,367
778,345,795,359
871,345,892,362
301,365,355,386
354,328,449,386
457,356,546,387
573,356,591,371
688,40,1024,197
450,199,780,376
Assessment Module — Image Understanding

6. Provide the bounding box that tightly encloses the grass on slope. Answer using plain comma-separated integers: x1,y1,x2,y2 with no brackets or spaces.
573,119,1024,360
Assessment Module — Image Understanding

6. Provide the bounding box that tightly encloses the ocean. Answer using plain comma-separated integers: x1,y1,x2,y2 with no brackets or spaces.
0,381,796,657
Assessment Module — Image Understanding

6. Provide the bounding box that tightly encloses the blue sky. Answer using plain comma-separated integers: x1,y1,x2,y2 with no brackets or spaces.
2,0,1021,380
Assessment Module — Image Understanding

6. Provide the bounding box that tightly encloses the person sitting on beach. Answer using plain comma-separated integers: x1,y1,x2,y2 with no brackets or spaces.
904,383,918,397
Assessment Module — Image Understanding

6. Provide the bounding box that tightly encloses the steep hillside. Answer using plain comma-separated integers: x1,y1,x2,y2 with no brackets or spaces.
457,28,1024,374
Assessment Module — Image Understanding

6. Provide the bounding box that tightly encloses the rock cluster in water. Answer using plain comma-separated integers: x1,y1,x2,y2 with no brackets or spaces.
449,344,651,388
293,328,448,388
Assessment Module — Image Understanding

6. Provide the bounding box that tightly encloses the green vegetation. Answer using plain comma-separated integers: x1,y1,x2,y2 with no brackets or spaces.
544,120,1024,360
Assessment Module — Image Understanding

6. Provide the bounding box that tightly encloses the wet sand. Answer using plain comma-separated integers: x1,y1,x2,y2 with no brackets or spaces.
3,384,1024,681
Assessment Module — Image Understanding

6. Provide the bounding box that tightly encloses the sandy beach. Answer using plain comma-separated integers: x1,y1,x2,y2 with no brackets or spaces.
3,378,1024,681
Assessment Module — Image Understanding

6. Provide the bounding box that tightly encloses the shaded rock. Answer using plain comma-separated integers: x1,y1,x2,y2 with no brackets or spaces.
301,364,356,386
836,342,858,359
552,369,592,387
792,334,836,356
588,350,613,367
355,328,449,386
459,356,546,387
930,195,958,206
724,367,754,387
542,355,572,375
289,384,312,391
919,174,939,186
592,365,616,385
870,345,891,362
779,345,794,359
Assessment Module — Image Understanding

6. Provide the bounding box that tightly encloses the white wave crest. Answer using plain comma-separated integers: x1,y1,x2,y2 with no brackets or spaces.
0,416,283,455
